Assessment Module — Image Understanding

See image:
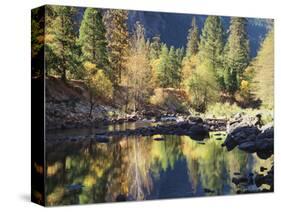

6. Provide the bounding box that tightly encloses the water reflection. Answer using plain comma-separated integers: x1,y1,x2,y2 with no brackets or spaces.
46,127,273,206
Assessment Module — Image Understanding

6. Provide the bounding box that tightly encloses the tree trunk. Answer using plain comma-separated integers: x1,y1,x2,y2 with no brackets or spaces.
89,92,93,118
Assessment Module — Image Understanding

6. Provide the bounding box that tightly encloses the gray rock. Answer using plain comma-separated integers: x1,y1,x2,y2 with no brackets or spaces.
188,125,209,141
188,116,203,124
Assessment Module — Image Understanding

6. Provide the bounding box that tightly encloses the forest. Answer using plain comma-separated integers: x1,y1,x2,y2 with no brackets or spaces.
31,5,274,205
32,5,274,118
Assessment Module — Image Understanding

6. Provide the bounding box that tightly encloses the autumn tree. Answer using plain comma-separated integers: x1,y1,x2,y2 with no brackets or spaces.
181,55,199,87
83,62,113,117
125,22,152,112
253,30,274,108
184,16,224,112
186,63,220,112
103,9,129,87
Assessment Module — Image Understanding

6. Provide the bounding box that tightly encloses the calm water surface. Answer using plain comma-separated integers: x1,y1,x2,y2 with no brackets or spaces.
46,122,273,206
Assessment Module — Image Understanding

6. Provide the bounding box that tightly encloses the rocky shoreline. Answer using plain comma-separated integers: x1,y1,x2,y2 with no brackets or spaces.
46,115,229,143
222,114,274,159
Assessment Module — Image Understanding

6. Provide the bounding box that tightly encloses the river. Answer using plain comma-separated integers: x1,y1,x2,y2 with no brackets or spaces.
45,121,273,206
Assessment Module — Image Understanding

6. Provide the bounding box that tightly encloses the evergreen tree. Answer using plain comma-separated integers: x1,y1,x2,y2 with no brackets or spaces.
186,17,200,58
175,47,185,64
78,8,109,75
149,36,162,88
149,35,161,60
199,16,225,88
45,5,78,81
157,44,170,87
157,45,182,88
103,9,129,86
169,47,182,87
224,17,250,95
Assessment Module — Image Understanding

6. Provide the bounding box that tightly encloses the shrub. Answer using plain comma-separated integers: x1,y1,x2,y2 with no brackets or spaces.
186,64,219,113
91,69,113,101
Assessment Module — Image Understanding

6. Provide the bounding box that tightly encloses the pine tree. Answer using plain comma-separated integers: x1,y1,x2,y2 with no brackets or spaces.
149,36,161,88
149,35,161,60
78,8,109,75
224,17,250,95
175,47,185,64
157,44,170,87
199,16,225,88
169,46,182,87
156,45,182,88
186,17,200,58
45,5,78,81
103,9,129,87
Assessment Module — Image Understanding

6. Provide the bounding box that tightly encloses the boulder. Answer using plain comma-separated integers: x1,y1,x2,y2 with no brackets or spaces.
188,125,209,141
188,116,203,124
222,114,273,159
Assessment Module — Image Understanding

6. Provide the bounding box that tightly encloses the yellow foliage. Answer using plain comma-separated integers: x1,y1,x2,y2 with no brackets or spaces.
240,80,249,92
181,55,199,85
47,162,63,177
91,69,113,100
83,175,96,188
150,58,161,87
83,61,97,73
45,34,55,43
91,164,104,178
47,186,65,206
149,88,165,106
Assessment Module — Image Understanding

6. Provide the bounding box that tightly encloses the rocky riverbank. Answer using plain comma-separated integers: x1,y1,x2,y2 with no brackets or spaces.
45,77,194,130
222,114,274,159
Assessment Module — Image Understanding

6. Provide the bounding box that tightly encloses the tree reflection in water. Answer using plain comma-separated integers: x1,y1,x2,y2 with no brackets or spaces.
46,130,273,206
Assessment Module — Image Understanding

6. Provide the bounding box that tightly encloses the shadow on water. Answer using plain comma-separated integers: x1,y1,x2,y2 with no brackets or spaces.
45,123,273,206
